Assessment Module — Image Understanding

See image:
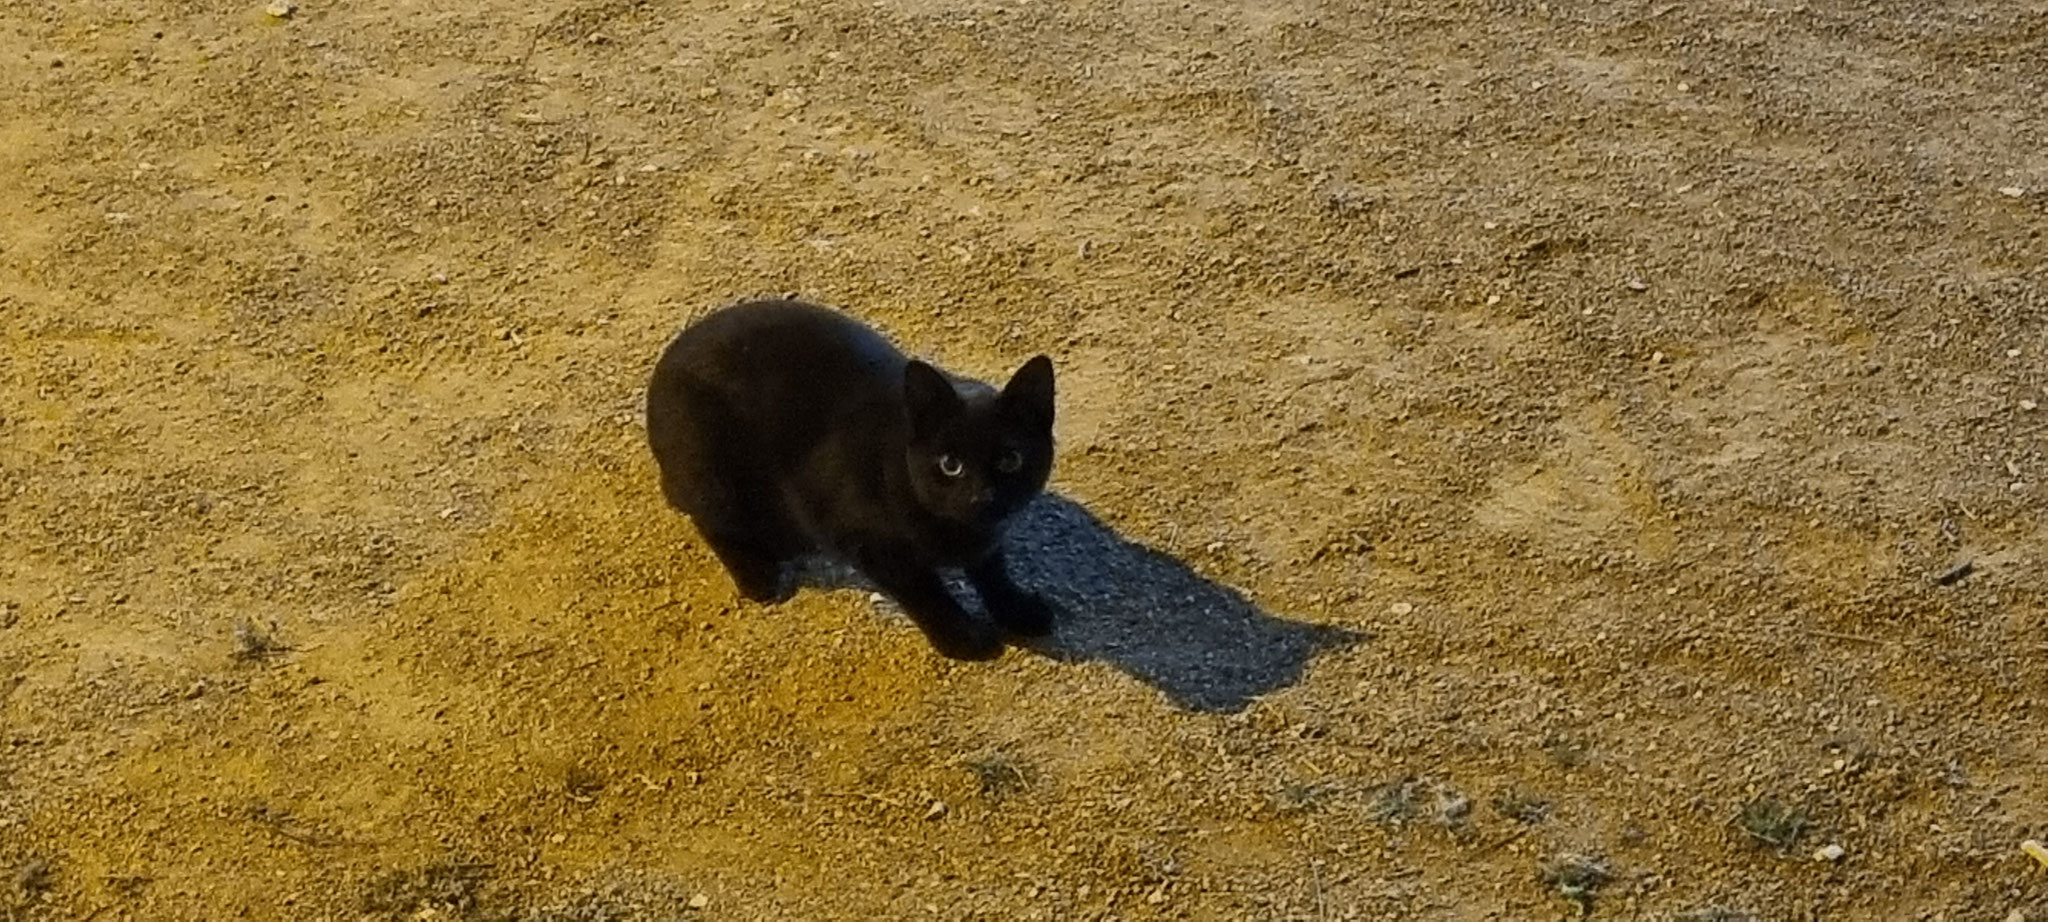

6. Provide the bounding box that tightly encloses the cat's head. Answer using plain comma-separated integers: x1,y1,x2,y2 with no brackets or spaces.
901,355,1055,532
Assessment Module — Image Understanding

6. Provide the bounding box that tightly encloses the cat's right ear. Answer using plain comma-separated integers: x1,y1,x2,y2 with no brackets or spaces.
999,355,1055,433
903,360,962,440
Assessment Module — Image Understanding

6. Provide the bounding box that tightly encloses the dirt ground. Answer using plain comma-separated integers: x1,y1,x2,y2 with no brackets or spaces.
2,0,2045,918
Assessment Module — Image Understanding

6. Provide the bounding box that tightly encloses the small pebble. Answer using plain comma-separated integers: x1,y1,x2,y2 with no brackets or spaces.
924,799,947,820
1389,602,1415,616
688,893,709,910
1624,278,1649,292
265,0,296,17
1815,843,1845,862
1998,186,2026,198
2022,400,2039,411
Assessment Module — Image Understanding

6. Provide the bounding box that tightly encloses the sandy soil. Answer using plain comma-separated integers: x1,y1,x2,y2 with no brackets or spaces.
3,0,2045,918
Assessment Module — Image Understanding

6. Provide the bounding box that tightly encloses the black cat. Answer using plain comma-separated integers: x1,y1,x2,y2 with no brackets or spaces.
644,298,1058,660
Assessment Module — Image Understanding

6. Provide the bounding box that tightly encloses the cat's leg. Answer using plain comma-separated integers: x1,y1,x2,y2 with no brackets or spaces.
965,548,1056,637
856,551,1003,660
697,469,815,605
649,382,797,603
696,528,795,604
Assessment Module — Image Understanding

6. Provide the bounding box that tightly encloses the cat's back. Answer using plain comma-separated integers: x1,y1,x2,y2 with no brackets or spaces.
656,299,903,394
649,299,911,457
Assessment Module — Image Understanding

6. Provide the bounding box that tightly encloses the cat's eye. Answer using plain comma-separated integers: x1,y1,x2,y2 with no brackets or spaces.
996,450,1024,474
937,454,965,478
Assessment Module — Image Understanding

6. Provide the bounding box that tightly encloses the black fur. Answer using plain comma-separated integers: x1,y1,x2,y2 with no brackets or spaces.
645,299,1058,660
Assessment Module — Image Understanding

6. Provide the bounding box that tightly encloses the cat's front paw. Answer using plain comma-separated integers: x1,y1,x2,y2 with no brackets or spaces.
988,591,1057,638
922,620,1005,661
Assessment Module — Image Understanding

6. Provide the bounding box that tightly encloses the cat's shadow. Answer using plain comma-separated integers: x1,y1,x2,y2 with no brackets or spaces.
793,494,1362,713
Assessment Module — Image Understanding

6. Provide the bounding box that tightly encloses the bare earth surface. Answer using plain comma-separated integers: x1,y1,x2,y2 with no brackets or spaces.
3,0,2045,918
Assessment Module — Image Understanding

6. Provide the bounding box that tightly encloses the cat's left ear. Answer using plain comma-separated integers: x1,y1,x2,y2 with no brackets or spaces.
904,360,964,440
1000,355,1055,432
